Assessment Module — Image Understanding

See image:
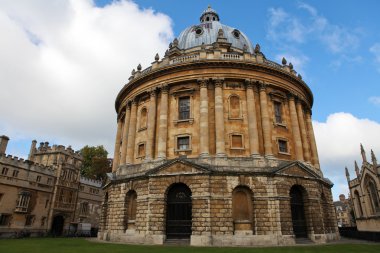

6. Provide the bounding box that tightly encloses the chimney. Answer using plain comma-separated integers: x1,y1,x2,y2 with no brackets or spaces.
0,135,9,155
28,140,37,160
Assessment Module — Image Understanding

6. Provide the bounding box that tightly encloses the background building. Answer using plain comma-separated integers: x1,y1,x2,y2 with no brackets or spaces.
99,6,339,246
346,145,380,232
333,194,355,227
0,135,103,237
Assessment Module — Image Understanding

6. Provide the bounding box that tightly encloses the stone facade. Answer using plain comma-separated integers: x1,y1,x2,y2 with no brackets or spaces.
346,145,380,232
333,194,355,227
0,136,103,237
99,6,339,246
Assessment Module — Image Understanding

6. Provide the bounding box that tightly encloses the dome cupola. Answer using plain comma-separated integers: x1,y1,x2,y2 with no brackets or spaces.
200,5,220,22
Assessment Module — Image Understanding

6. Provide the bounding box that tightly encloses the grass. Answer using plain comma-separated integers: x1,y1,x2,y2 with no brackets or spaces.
0,238,379,253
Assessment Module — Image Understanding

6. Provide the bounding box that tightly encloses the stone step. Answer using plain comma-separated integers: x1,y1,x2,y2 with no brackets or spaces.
164,238,190,246
295,237,314,245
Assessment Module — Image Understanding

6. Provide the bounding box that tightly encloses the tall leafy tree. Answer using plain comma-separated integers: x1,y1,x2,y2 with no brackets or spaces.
79,145,110,181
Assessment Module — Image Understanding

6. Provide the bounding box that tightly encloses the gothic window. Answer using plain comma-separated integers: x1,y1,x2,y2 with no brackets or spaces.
367,179,380,214
232,186,253,231
274,101,283,123
25,215,35,226
229,95,241,119
354,190,363,217
15,191,31,213
178,96,190,120
139,107,148,130
1,167,8,175
12,170,19,177
278,139,288,153
0,214,11,226
177,136,190,151
231,134,243,149
36,175,41,182
80,202,89,216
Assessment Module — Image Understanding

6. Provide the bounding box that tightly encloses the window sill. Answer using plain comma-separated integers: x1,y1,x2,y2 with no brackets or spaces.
174,118,194,125
274,122,287,128
174,149,192,153
278,151,291,156
138,127,147,132
228,117,243,121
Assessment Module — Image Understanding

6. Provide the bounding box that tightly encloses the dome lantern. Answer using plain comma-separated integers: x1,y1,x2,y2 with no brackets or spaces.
200,5,220,23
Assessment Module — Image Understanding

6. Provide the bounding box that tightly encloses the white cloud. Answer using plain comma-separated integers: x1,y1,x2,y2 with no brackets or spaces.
0,0,173,154
314,112,380,199
267,2,360,54
369,96,380,106
370,43,380,72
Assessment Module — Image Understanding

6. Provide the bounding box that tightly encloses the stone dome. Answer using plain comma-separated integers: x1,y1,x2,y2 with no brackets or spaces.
177,6,254,53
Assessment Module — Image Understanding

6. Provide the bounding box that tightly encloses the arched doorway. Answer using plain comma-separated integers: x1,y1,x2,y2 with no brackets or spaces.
166,183,192,239
51,215,65,236
290,185,307,238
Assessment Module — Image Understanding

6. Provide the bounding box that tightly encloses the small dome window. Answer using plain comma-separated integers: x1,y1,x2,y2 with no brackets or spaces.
232,29,240,39
194,26,204,36
206,17,210,21
213,17,216,21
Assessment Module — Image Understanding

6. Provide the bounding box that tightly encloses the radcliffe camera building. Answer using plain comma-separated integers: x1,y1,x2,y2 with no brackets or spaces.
99,7,339,246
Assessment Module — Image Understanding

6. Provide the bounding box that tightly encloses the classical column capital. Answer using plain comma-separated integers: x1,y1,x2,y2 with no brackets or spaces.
197,79,209,88
161,84,169,93
213,78,224,88
130,97,138,105
244,79,255,90
258,81,267,91
149,88,157,97
287,92,297,100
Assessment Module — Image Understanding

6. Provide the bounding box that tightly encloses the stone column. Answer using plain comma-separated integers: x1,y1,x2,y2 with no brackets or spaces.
111,120,122,172
214,79,226,157
199,79,209,157
296,101,311,162
288,94,304,161
259,82,273,157
126,99,137,164
157,85,169,160
146,89,157,161
305,109,320,169
245,80,260,157
119,102,131,165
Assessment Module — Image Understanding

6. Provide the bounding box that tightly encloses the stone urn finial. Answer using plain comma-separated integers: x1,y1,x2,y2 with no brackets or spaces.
137,64,142,71
254,43,261,54
282,57,287,65
155,53,160,61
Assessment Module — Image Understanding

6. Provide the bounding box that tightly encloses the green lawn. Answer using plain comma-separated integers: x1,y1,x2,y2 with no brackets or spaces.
0,238,379,253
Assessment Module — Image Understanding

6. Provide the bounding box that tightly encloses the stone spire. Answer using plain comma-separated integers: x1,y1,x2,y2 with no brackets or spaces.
355,160,360,177
345,166,350,182
371,149,377,167
360,143,367,163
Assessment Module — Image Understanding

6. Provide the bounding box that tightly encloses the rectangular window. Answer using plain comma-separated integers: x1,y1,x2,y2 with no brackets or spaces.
274,101,282,123
47,178,52,185
231,134,243,148
45,199,49,208
0,214,11,226
12,170,19,177
25,215,34,226
36,175,41,182
15,192,31,213
1,167,8,175
138,143,145,158
178,96,190,120
80,202,89,216
80,186,84,192
177,136,190,150
278,140,288,153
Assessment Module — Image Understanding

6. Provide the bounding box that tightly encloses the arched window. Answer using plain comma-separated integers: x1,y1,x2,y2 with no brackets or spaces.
125,190,137,230
140,107,147,129
354,190,363,217
229,95,241,119
367,179,380,214
232,186,253,232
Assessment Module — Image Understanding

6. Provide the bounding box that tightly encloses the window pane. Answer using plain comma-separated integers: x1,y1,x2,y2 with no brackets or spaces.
274,101,282,123
179,97,190,120
177,137,190,150
278,140,287,153
230,96,240,118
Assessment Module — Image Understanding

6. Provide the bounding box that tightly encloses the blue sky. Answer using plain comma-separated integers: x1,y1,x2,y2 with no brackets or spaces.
1,0,380,200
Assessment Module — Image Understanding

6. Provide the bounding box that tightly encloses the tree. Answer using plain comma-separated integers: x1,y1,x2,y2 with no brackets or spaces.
79,145,111,181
